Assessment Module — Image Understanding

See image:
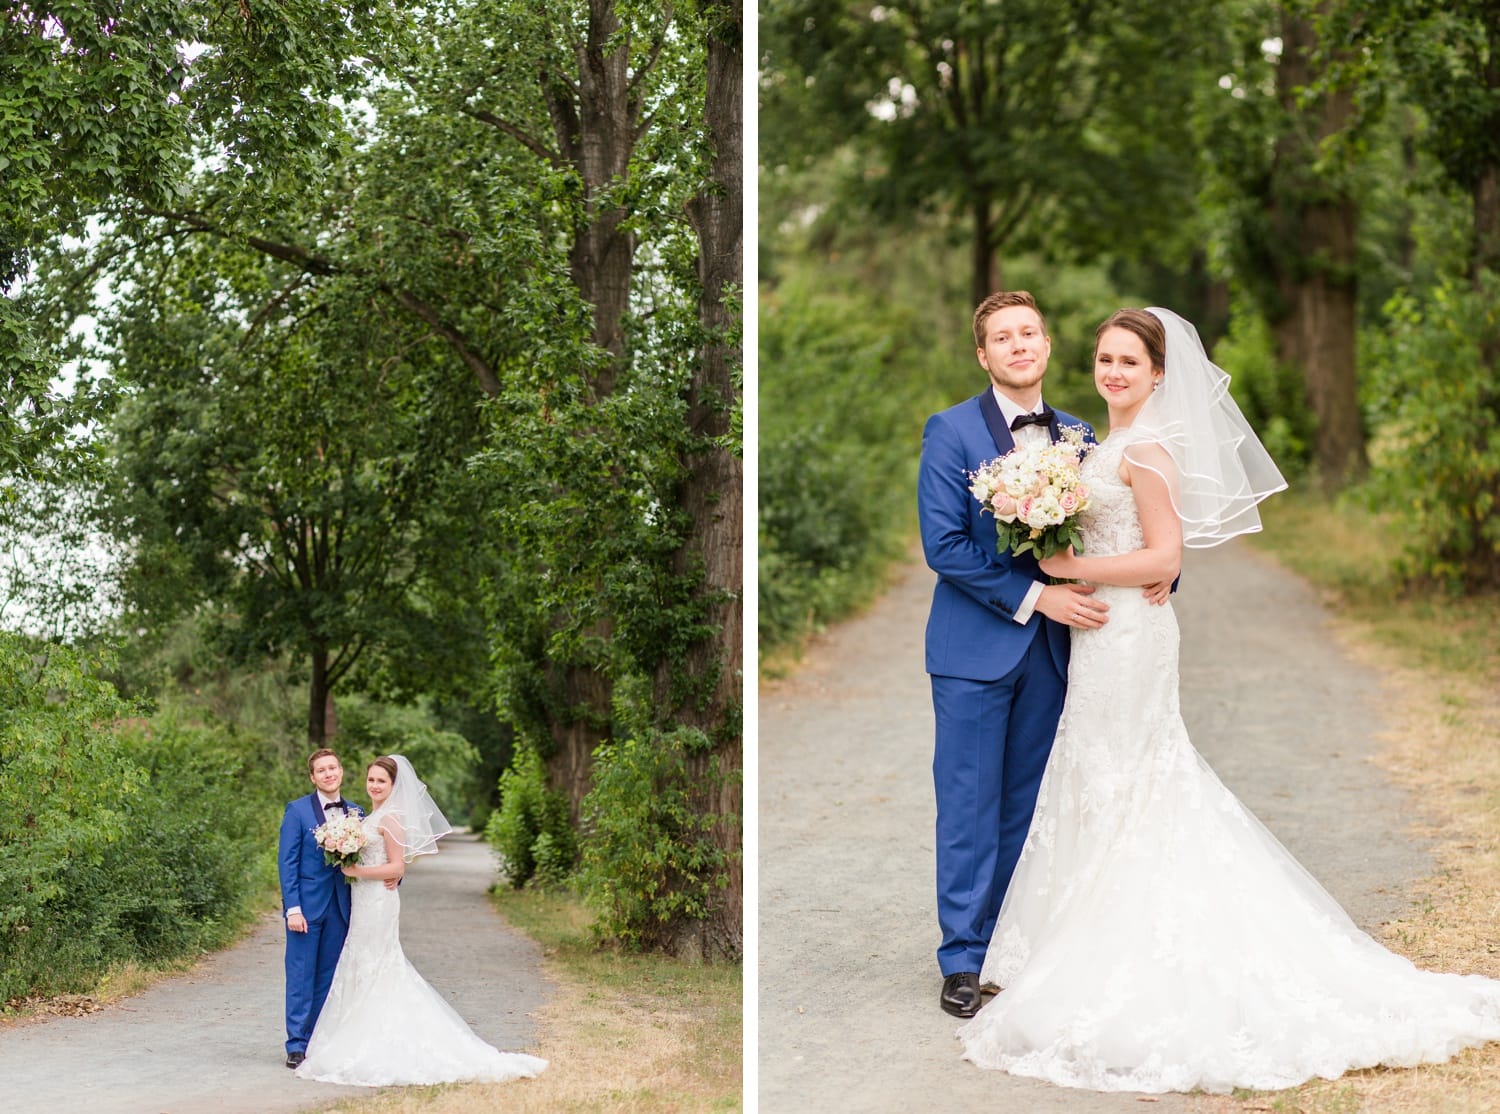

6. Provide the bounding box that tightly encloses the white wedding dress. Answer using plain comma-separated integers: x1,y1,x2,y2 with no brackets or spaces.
957,432,1500,1093
295,809,548,1087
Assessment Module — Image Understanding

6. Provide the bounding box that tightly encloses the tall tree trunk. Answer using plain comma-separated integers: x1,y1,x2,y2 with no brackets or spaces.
308,642,330,744
1475,7,1500,292
538,0,644,818
1269,5,1366,488
662,0,743,960
971,194,997,306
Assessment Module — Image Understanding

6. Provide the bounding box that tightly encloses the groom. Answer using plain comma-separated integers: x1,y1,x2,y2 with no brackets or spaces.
278,747,361,1068
918,291,1107,1018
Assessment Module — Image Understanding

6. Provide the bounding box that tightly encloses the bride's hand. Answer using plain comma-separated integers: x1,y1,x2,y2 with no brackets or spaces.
1038,547,1078,578
341,864,358,877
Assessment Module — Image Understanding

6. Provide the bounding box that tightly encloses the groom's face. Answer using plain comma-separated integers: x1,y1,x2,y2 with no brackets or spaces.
977,306,1051,396
310,754,344,796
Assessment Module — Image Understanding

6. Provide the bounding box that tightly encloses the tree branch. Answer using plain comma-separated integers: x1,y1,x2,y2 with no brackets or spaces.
386,288,502,397
458,105,565,167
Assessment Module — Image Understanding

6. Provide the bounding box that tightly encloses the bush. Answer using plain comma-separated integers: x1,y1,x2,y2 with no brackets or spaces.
757,275,927,653
0,634,283,1003
577,724,733,953
1362,275,1500,588
485,743,576,887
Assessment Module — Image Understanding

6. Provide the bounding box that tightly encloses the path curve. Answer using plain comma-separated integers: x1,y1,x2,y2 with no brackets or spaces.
1,832,551,1114
758,543,1431,1112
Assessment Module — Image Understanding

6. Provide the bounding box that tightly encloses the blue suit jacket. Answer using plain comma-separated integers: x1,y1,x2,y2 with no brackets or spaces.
919,391,1093,682
278,793,361,924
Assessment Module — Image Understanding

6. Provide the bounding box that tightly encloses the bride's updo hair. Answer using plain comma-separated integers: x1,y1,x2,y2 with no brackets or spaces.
1095,309,1166,374
369,755,398,784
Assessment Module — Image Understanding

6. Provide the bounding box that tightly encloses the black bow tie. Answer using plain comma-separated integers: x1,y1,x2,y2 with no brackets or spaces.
322,799,345,812
1010,409,1054,431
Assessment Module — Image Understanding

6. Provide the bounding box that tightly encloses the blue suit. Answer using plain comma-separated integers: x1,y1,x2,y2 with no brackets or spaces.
919,390,1092,976
279,793,360,1054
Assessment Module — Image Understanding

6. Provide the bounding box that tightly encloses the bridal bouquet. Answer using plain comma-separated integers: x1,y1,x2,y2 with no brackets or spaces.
968,425,1094,560
314,813,366,883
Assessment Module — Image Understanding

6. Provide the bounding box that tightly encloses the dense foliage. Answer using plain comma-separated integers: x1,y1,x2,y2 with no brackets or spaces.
760,0,1500,630
2,0,742,1005
0,634,286,1002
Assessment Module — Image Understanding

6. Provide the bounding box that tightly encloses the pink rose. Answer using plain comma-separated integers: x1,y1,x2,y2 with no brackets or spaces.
991,493,1019,523
1016,495,1035,523
1059,491,1079,515
1074,484,1089,501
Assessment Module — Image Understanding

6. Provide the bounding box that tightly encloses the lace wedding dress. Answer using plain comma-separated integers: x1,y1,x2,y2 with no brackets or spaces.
957,432,1500,1093
295,809,548,1087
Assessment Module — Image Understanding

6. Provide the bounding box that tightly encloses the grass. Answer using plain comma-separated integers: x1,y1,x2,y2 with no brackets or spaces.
317,886,742,1114
1187,488,1500,1114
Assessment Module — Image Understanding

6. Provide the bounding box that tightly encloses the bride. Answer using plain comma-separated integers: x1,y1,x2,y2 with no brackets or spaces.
295,754,548,1087
957,307,1500,1093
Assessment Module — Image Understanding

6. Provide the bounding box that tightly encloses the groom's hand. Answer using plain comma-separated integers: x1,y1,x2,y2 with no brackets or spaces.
1035,583,1109,629
287,911,308,934
1141,578,1172,606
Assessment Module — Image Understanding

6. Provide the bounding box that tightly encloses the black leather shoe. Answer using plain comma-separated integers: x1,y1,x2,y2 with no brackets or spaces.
940,971,982,1018
286,1051,306,1069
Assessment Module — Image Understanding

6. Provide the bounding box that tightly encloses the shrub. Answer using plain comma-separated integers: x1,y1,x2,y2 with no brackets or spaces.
1362,275,1500,588
485,743,575,887
577,723,734,953
0,634,283,1003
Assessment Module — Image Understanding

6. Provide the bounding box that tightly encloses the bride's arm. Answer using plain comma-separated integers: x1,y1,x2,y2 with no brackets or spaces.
1039,446,1183,587
341,821,407,882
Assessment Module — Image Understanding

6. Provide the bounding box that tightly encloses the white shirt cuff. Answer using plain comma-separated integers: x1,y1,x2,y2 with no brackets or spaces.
1013,580,1045,625
286,906,302,919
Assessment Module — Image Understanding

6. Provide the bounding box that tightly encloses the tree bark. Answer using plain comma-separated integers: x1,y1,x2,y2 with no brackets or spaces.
308,642,330,744
971,194,997,307
662,0,743,960
534,0,649,819
1269,5,1366,488
547,0,639,391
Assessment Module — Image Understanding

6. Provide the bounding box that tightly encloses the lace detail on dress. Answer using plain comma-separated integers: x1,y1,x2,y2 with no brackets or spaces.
1075,434,1145,559
294,809,547,1087
957,432,1500,1094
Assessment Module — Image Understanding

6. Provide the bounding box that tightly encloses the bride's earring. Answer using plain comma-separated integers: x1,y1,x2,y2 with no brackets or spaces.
1153,378,1163,391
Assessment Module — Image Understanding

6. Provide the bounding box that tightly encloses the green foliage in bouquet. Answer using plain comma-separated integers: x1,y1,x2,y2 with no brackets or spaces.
996,514,1090,562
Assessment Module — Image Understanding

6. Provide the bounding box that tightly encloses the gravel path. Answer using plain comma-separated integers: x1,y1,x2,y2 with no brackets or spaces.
758,542,1431,1112
0,832,550,1114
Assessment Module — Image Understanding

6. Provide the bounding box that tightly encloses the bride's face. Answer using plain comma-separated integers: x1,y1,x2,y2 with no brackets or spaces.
366,765,394,806
1094,327,1158,419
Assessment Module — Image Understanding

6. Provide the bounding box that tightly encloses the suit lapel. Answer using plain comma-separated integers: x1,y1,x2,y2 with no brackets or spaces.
977,390,1015,457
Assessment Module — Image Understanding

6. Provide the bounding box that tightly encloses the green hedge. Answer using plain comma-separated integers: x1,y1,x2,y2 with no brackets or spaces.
0,634,283,1003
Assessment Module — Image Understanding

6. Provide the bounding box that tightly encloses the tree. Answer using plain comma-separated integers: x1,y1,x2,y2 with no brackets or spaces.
1195,0,1372,486
657,0,743,956
37,0,743,956
86,227,490,742
1269,2,1366,486
761,0,1218,304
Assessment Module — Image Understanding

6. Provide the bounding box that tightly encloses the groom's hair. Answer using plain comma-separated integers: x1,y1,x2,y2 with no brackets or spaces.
307,747,340,775
973,291,1046,348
